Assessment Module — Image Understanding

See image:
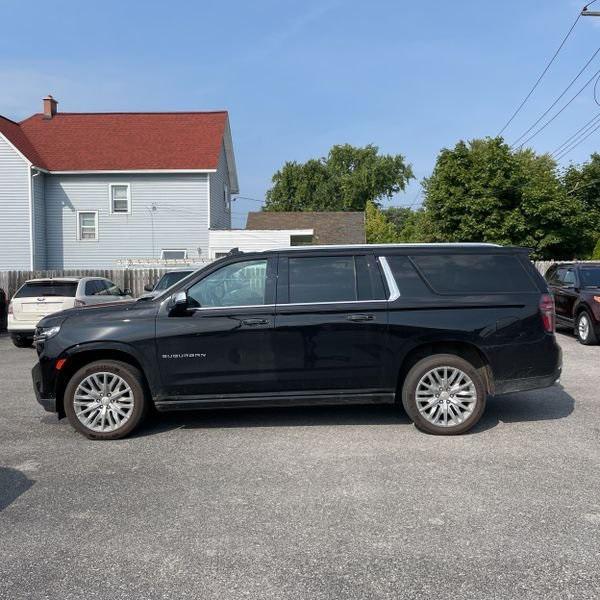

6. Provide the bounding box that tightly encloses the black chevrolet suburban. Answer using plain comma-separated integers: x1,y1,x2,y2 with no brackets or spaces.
31,244,561,439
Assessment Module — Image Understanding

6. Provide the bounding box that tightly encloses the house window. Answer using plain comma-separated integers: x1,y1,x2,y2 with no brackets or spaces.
161,249,187,260
77,211,98,241
290,234,313,246
224,183,230,211
110,184,131,214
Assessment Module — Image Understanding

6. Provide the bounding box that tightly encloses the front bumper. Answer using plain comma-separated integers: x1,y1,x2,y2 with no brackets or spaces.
32,362,57,413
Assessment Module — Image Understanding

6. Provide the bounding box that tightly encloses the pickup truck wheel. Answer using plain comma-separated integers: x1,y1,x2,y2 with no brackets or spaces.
64,360,148,440
402,354,486,435
576,310,598,345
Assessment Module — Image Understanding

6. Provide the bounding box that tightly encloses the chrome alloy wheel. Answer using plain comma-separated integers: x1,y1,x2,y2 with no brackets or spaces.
578,313,590,341
415,367,477,428
74,372,135,433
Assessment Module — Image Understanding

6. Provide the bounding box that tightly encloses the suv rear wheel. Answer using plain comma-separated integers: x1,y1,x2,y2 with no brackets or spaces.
402,354,486,435
64,360,148,440
576,310,598,345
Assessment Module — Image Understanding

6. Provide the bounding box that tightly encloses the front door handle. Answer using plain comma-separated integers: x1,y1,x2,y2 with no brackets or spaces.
347,313,374,322
242,318,269,326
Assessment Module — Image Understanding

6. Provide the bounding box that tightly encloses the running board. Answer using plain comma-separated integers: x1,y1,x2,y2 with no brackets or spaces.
154,389,396,411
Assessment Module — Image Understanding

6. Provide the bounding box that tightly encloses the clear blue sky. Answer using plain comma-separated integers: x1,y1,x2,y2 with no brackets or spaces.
1,0,598,226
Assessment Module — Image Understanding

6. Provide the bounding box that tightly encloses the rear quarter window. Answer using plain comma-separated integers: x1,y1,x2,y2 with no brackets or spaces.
410,254,536,294
14,281,78,298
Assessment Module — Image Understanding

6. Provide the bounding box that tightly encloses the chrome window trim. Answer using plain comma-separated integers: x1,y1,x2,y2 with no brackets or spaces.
188,299,387,312
190,304,275,312
378,256,401,301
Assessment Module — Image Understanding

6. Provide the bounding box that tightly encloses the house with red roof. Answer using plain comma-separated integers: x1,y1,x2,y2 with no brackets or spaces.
0,96,238,269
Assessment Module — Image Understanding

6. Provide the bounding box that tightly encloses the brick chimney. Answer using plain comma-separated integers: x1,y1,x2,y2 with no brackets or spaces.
43,95,58,119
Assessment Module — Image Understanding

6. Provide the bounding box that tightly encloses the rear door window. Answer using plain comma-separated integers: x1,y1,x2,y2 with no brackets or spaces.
14,281,78,298
579,267,600,288
288,256,357,303
410,254,536,294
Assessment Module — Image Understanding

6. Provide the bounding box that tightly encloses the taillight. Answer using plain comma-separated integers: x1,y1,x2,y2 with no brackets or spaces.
74,299,86,307
539,293,555,333
7,302,13,315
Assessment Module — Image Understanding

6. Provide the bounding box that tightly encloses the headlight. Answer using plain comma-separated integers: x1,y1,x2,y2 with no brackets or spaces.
34,325,61,341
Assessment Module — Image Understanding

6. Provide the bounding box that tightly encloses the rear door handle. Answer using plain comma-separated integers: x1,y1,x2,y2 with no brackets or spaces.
347,313,374,322
242,318,269,326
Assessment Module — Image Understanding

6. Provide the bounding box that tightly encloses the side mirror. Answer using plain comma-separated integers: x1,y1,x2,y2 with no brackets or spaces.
122,288,132,296
143,284,154,292
173,291,188,307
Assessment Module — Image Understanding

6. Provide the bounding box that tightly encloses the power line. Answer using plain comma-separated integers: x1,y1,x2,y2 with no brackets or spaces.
513,63,600,149
550,111,600,156
497,6,585,136
555,119,600,159
510,44,600,147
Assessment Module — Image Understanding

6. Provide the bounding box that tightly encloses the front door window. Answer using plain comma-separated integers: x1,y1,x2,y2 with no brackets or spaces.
187,259,268,308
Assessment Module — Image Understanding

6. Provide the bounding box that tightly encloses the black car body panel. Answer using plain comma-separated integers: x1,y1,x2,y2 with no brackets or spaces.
32,244,562,417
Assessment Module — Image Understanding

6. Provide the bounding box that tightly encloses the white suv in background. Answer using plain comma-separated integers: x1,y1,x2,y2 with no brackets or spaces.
8,277,132,347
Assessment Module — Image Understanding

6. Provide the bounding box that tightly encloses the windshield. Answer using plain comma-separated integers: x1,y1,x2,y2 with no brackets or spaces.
14,281,78,298
579,267,600,288
154,271,193,291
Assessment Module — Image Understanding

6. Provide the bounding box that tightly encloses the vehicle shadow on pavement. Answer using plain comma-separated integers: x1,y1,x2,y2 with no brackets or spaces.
472,384,575,433
136,404,411,436
135,384,575,437
0,467,34,511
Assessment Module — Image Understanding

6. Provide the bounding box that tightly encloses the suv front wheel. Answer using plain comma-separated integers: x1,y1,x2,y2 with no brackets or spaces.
64,360,148,440
402,354,486,435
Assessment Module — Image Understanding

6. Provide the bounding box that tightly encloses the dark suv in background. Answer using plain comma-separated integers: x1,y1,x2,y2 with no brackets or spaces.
31,244,561,440
545,262,600,345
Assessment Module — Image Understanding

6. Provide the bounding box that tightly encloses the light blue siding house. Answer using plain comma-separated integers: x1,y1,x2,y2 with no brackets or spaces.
0,96,238,270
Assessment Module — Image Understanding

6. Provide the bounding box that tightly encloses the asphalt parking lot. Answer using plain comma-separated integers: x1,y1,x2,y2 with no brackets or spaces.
0,331,599,600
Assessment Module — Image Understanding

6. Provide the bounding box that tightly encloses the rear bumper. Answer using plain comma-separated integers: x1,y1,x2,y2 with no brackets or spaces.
32,362,57,413
494,345,562,395
7,316,37,334
494,369,561,395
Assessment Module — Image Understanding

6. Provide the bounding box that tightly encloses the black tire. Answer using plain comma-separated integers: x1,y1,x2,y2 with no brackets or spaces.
575,310,598,345
64,360,148,440
401,354,486,435
11,335,33,348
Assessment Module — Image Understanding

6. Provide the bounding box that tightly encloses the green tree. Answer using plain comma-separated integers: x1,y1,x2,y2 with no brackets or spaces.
591,237,600,260
365,201,399,243
562,153,600,255
265,144,414,212
421,137,587,259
